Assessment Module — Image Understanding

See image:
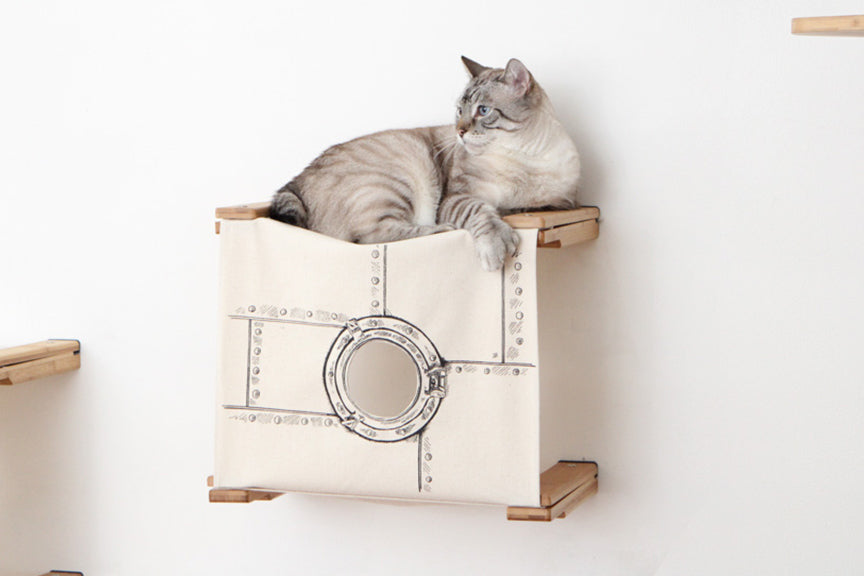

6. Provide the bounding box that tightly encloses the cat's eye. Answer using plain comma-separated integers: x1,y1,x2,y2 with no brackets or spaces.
477,105,491,116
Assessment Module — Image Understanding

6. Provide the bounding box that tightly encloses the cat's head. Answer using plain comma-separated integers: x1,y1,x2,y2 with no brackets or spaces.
455,57,545,155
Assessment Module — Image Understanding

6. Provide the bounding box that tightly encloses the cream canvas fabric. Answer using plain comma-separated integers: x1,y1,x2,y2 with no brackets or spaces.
215,218,541,506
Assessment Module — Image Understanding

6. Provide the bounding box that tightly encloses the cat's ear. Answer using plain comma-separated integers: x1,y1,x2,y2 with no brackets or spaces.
461,56,489,78
504,58,532,96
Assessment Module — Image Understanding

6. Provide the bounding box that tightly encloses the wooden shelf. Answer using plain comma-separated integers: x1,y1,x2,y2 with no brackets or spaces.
507,461,598,522
215,202,600,249
792,15,864,36
209,461,598,521
0,340,81,385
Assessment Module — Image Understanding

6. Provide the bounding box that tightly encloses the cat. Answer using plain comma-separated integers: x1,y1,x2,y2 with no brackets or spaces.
270,56,581,271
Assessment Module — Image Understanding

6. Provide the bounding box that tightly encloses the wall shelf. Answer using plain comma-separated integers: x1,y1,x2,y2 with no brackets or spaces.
209,461,598,521
792,15,864,36
0,340,81,386
214,202,600,249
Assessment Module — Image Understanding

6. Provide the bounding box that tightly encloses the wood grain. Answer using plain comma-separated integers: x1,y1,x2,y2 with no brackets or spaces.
792,15,864,36
0,352,80,385
503,206,600,229
507,461,598,522
215,202,272,220
0,340,80,368
537,219,599,248
209,488,283,503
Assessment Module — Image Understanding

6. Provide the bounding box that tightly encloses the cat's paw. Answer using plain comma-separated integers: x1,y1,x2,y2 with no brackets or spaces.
474,221,520,272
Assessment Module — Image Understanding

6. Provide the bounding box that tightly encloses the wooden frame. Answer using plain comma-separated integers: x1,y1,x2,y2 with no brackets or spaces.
0,340,81,386
209,461,598,521
214,202,600,249
792,15,864,36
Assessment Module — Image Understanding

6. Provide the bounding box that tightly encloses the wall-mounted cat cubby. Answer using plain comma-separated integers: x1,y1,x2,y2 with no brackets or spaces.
210,203,599,521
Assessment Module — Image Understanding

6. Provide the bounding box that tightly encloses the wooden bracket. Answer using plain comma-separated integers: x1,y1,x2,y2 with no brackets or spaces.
215,201,600,248
208,475,284,503
0,340,81,386
506,461,598,522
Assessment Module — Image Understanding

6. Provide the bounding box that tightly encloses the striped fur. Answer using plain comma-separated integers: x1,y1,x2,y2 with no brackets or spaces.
271,58,580,271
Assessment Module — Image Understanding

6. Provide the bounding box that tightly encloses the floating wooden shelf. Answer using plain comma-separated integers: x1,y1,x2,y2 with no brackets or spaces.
209,461,598,521
507,461,598,521
792,15,864,36
0,340,80,386
215,202,600,249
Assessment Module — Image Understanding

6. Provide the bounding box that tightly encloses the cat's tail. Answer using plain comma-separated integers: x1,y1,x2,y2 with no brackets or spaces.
270,181,308,228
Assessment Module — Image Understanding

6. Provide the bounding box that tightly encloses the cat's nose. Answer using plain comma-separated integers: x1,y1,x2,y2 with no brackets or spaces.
457,128,467,137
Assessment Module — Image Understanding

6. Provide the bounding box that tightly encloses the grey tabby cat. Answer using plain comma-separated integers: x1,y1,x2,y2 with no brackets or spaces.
270,57,580,271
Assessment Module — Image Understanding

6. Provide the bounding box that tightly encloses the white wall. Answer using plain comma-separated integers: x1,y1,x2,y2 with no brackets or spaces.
2,1,864,574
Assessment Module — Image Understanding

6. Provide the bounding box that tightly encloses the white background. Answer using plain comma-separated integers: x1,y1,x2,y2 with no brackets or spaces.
2,1,863,574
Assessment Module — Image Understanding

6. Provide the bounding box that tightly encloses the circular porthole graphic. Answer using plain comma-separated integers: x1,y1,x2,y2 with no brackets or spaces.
324,316,447,442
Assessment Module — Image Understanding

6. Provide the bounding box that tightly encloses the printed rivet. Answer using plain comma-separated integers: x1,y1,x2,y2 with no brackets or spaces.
513,368,521,375
249,414,257,422
372,249,380,259
301,418,309,425
280,308,287,316
516,338,524,345
253,347,261,355
372,300,380,308
370,320,378,327
484,368,491,374
514,262,522,271
248,305,256,313
515,287,523,296
425,453,433,461
455,366,462,374
252,367,260,375
254,328,262,336
328,371,335,379
516,312,524,320
274,416,282,424
325,419,333,427
406,327,413,335
306,310,313,318
371,277,380,285
251,389,260,399
425,476,433,483
331,313,338,320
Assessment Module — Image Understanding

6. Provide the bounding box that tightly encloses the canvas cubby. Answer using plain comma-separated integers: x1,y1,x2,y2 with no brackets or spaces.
210,202,599,521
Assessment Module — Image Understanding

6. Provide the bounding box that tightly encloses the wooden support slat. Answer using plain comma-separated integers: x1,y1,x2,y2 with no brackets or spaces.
503,206,600,229
215,202,272,220
0,340,80,368
507,461,598,522
208,475,282,503
209,488,283,503
792,15,864,36
0,352,80,385
0,340,81,385
537,219,599,248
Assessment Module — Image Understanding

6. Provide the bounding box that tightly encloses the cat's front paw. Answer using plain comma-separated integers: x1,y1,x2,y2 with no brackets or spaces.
474,221,520,272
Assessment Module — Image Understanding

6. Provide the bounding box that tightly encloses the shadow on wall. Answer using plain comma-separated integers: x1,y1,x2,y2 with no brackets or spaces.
0,368,98,573
536,84,619,474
